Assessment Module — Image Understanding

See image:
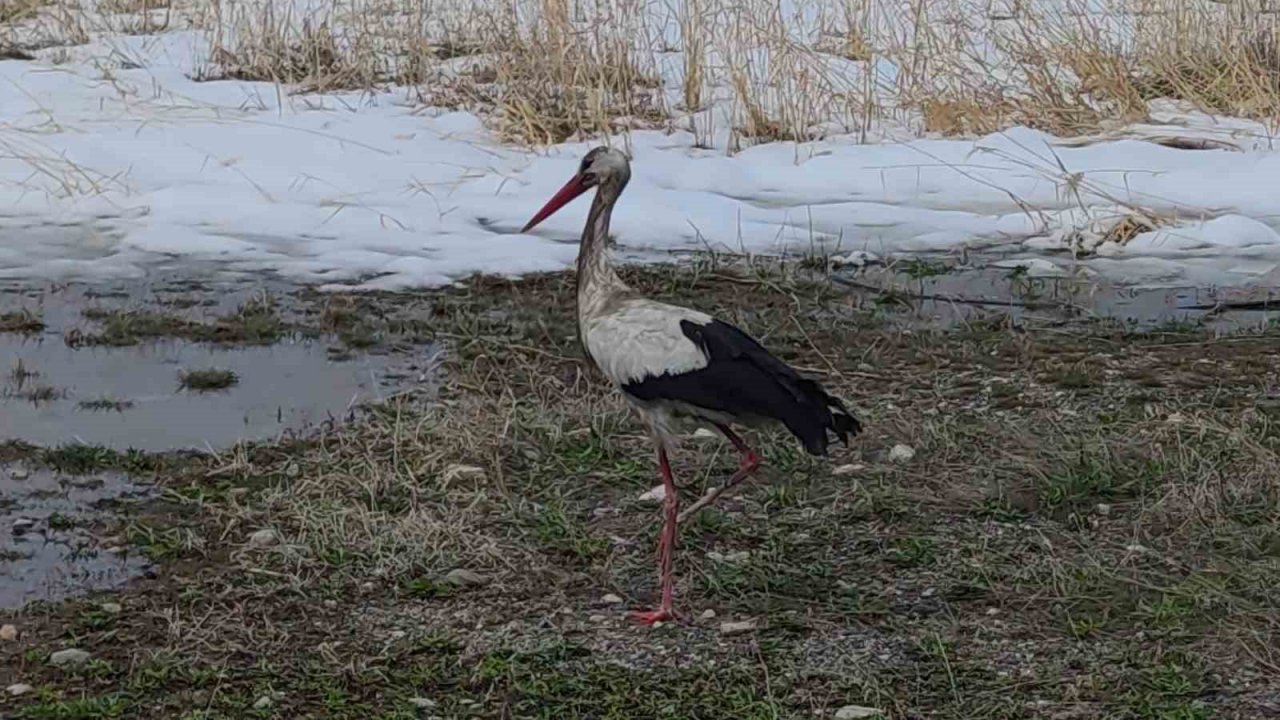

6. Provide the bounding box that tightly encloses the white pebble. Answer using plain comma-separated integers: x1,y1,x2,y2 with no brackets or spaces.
49,648,91,667
638,484,666,502
719,620,757,636
835,706,883,719
247,528,279,548
888,444,916,463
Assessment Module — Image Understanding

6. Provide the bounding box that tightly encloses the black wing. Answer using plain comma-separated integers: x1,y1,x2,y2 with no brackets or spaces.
622,319,862,455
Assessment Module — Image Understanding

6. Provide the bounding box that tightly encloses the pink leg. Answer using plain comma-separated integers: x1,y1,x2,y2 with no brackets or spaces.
629,446,679,625
677,424,761,524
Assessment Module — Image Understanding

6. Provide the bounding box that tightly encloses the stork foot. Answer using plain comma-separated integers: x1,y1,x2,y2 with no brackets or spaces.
627,607,676,625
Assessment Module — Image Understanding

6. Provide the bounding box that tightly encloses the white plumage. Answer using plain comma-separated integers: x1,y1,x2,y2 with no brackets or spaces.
581,299,713,385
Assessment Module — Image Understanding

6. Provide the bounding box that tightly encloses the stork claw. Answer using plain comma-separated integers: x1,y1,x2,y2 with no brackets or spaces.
627,608,676,625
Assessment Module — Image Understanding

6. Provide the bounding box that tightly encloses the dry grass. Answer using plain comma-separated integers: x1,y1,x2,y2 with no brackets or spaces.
4,0,1278,148
4,264,1280,717
0,0,45,24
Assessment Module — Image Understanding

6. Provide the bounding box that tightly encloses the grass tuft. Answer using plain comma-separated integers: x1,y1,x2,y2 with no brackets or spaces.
177,367,238,392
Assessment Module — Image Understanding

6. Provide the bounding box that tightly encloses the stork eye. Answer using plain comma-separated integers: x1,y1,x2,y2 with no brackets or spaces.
581,171,598,184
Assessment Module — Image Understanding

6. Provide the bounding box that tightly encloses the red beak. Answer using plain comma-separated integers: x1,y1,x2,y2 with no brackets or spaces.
521,173,591,233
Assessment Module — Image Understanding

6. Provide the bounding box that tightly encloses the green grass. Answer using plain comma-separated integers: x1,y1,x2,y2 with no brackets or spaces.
15,695,129,720
177,368,238,392
66,299,284,348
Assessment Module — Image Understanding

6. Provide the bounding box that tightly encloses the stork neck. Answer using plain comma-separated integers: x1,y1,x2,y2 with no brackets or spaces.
576,181,628,319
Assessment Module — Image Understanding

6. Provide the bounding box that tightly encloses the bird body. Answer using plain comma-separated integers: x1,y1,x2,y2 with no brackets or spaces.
521,146,863,623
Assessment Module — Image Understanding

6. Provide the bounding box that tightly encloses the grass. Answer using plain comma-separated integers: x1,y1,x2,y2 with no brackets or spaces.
3,263,1280,717
0,0,46,24
4,0,1278,153
66,299,284,348
0,0,1218,153
76,397,134,413
0,309,43,334
177,367,238,392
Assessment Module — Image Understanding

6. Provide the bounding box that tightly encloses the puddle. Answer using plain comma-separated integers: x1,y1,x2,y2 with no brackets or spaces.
840,254,1280,332
0,277,431,451
1,338,403,451
0,463,154,610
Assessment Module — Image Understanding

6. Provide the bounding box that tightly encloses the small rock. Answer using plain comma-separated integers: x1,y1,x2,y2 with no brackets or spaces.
835,705,883,719
719,620,757,636
692,428,717,439
103,546,125,555
409,697,438,709
921,587,936,598
638,484,666,502
247,528,279,548
100,602,122,614
285,462,301,478
1095,503,1112,516
888,444,916,464
10,467,29,480
986,607,1000,616
444,569,486,587
6,683,33,697
601,593,623,605
832,250,879,267
589,614,607,623
832,463,864,476
49,648,91,667
11,517,36,536
0,624,17,641
252,691,285,710
699,609,716,621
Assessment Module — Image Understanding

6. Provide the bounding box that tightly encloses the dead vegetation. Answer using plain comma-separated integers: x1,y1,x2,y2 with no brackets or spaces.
3,0,1278,149
2,263,1280,717
0,0,45,24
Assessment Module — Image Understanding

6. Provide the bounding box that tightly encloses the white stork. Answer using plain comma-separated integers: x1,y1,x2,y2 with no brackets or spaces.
521,146,862,623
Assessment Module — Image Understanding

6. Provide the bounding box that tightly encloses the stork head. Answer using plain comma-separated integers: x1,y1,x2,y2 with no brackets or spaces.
521,146,631,233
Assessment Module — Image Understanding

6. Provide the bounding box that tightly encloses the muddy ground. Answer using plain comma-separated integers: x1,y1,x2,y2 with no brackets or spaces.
2,257,1280,719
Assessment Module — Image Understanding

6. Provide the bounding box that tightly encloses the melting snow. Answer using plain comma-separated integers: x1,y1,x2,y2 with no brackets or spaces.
0,31,1279,290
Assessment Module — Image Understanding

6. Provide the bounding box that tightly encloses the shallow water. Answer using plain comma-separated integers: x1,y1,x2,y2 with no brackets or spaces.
0,277,425,451
0,335,398,451
0,464,153,610
841,254,1280,332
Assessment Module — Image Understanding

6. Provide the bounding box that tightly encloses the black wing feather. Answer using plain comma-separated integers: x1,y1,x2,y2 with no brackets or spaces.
622,319,862,455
